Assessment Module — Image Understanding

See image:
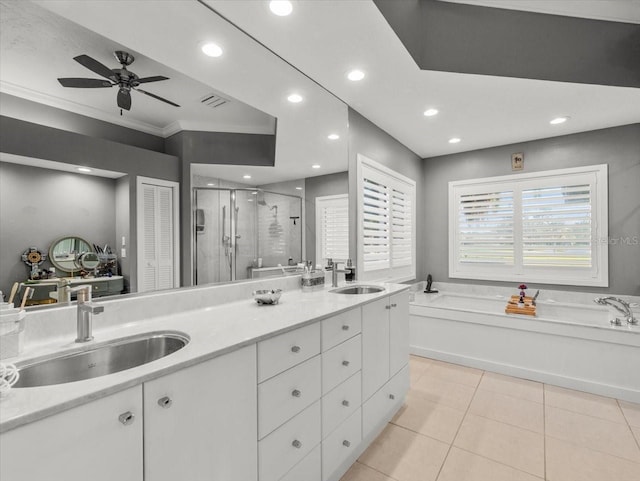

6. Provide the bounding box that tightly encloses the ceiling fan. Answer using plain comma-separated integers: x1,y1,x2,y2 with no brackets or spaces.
57,50,180,112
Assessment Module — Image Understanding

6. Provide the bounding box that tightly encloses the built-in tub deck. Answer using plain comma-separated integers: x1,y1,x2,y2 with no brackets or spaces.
410,291,640,403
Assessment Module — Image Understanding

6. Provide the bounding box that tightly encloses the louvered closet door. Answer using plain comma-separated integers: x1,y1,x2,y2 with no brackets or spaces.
139,181,178,292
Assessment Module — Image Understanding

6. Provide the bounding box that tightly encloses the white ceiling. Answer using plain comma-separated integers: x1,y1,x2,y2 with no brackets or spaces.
2,0,638,170
207,0,640,158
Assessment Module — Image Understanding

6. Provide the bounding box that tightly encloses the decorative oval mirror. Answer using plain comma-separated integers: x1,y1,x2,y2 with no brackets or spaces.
49,236,93,273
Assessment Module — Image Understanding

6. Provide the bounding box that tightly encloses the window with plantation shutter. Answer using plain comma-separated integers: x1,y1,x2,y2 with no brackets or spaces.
316,194,349,265
357,154,416,282
449,165,608,287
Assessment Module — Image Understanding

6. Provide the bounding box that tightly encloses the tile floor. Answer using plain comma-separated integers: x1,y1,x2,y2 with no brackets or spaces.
342,355,640,481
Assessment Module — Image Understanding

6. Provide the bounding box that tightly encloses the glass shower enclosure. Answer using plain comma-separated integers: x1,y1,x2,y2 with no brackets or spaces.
193,187,302,284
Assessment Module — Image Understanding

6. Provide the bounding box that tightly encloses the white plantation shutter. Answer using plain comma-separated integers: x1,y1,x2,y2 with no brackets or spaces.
449,165,608,287
358,155,416,282
316,195,349,264
137,177,180,292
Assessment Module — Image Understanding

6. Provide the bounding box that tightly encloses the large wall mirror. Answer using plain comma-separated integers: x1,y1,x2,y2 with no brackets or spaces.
0,0,349,307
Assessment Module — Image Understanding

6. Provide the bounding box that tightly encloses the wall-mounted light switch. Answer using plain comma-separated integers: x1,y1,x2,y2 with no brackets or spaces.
121,248,126,258
121,236,126,246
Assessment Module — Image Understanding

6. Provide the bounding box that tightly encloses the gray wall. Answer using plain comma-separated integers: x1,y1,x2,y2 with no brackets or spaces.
0,162,117,296
348,109,426,282
422,124,640,295
304,171,349,266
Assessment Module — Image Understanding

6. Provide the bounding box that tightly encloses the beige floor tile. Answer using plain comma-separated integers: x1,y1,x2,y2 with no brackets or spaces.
620,400,640,428
412,374,477,411
468,388,543,433
544,384,626,423
391,391,465,443
478,371,543,403
545,405,640,463
358,424,449,481
426,359,483,387
631,425,640,445
453,414,544,478
546,436,640,481
340,461,395,481
409,356,431,385
437,447,543,481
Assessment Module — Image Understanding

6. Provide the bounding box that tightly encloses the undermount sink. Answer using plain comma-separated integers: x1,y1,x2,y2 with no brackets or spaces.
331,285,385,295
13,331,190,388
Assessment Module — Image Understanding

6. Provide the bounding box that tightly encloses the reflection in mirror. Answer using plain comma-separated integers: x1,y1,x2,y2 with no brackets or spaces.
49,236,93,274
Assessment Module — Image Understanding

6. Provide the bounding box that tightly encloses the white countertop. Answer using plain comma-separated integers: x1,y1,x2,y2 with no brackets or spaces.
0,281,408,433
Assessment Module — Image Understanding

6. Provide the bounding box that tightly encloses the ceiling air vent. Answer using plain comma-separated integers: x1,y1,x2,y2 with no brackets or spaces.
200,93,229,108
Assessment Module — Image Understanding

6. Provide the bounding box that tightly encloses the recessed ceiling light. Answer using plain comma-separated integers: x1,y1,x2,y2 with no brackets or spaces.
327,134,340,140
448,138,461,144
295,187,303,190
423,108,439,117
243,174,252,179
312,164,321,169
550,116,569,125
269,0,293,16
287,93,303,103
347,69,365,81
252,191,258,195
77,167,92,173
207,183,215,186
201,42,223,58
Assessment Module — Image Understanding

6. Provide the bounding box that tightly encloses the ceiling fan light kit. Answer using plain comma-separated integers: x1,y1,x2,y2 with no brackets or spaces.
57,50,180,113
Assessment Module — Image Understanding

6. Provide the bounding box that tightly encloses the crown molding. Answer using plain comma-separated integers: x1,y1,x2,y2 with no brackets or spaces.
0,81,165,137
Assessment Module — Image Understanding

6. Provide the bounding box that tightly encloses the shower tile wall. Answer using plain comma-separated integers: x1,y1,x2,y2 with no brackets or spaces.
258,192,302,268
195,189,229,284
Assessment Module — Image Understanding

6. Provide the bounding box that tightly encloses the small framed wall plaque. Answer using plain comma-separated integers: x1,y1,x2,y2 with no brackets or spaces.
511,152,524,171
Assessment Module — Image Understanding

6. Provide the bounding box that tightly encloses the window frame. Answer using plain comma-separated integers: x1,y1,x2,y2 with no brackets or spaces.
448,164,608,287
357,154,417,283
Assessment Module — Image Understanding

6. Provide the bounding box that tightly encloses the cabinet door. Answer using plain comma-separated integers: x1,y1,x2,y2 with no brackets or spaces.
361,296,390,401
389,290,410,376
144,345,257,481
0,386,142,481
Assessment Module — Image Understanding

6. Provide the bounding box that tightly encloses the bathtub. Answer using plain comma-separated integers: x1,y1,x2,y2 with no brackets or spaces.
410,291,640,402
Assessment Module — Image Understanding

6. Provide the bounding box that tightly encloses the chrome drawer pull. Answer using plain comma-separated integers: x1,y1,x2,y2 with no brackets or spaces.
118,411,135,425
342,360,350,367
292,439,302,449
342,400,350,407
385,305,391,309
342,325,350,331
389,394,395,400
391,303,397,307
343,440,351,447
158,396,172,409
291,389,301,398
291,345,301,353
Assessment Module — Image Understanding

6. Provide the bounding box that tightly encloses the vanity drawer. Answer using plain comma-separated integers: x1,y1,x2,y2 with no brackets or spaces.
321,308,361,352
258,323,321,383
322,371,361,439
322,335,361,394
279,444,321,481
259,400,321,481
258,355,321,439
362,364,409,441
321,407,362,480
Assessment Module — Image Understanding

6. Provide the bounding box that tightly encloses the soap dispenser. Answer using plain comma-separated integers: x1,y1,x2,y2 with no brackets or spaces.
345,259,355,282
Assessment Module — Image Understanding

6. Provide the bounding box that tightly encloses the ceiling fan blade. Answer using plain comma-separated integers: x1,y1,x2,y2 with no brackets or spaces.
136,76,169,84
74,54,116,81
135,88,180,107
58,77,113,88
117,89,132,110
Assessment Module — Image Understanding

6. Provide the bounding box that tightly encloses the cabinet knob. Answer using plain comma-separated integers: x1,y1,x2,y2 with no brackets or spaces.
292,439,302,449
342,440,351,447
385,305,391,310
291,345,301,353
389,394,395,400
342,325,350,331
342,360,350,367
118,411,135,425
342,400,350,407
158,396,173,409
291,389,301,398
391,303,397,307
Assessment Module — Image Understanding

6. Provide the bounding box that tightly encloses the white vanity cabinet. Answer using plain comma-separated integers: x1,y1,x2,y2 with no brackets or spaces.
143,345,257,481
0,386,143,481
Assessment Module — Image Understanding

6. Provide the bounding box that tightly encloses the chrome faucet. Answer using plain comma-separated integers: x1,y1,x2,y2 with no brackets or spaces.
70,285,104,342
594,297,637,326
331,262,347,288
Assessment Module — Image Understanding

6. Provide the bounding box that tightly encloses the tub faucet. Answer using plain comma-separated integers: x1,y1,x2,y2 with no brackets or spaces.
70,285,104,342
532,290,540,306
593,297,637,326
